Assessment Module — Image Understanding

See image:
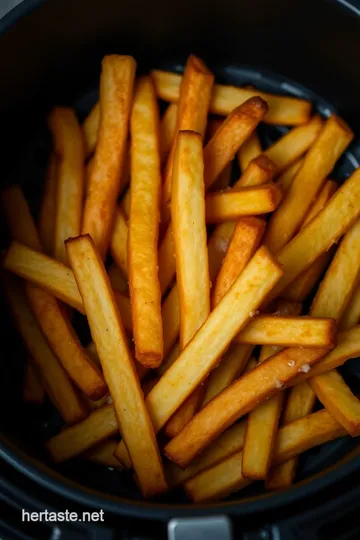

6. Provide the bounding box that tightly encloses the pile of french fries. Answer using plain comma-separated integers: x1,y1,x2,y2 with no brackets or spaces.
3,53,360,502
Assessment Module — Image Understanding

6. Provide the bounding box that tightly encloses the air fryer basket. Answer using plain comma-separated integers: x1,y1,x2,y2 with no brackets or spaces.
0,0,360,521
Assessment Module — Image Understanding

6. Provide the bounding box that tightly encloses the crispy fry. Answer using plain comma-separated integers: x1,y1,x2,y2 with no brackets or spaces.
38,153,58,256
264,116,323,173
203,98,268,190
109,208,128,278
161,56,214,224
66,235,166,496
165,346,327,468
166,421,247,488
276,158,304,193
23,359,45,404
83,439,122,468
213,217,266,306
1,187,107,400
4,275,86,424
265,116,354,254
82,55,136,259
47,405,118,462
159,103,178,165
158,225,176,295
129,77,163,368
3,241,133,332
83,102,100,157
107,264,128,294
147,247,282,434
234,155,277,189
48,107,85,263
152,70,311,125
205,184,283,223
238,130,262,172
242,300,302,480
267,167,360,301
185,407,346,502
207,222,237,281
164,132,210,436
341,282,360,330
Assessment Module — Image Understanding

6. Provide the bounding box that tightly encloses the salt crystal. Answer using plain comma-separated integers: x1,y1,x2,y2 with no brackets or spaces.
106,395,113,404
274,378,283,389
249,311,255,318
299,363,311,373
288,360,296,367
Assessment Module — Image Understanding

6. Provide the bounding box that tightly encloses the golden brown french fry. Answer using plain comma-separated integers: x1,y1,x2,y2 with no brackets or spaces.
207,222,237,281
48,107,85,263
23,359,45,404
4,274,86,424
203,98,268,190
282,180,338,302
109,208,128,278
83,439,122,468
185,407,346,502
146,247,282,434
238,130,261,172
83,102,100,157
47,405,118,462
265,116,354,254
3,241,133,332
264,116,323,173
234,155,278,188
161,56,214,224
267,167,360,301
164,131,210,436
38,153,58,256
107,264,128,294
82,55,136,259
1,187,107,400
129,77,163,368
212,217,266,307
242,300,302,480
341,283,360,330
159,103,178,165
205,184,283,223
276,158,304,193
66,235,166,497
165,345,327,469
152,70,311,125
166,421,247,488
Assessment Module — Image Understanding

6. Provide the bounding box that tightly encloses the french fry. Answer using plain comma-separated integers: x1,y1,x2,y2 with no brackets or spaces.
129,77,163,368
267,167,360,301
4,274,86,424
340,283,360,330
158,342,179,377
146,247,282,434
282,180,338,302
109,208,128,278
159,103,178,165
107,264,128,294
83,439,122,468
47,404,118,462
38,153,58,256
23,359,45,404
234,155,277,189
165,346,327,469
207,222,237,281
185,407,346,502
276,158,304,193
235,315,335,347
82,55,136,259
83,102,100,157
84,157,93,199
152,70,311,125
210,163,232,192
120,188,131,219
212,217,266,306
1,187,107,400
264,116,323,173
166,421,247,488
265,116,354,254
66,235,167,496
161,56,214,224
48,107,85,263
242,300,302,480
238,130,261,172
162,284,181,359
203,98,268,190
158,225,176,295
205,184,283,223
164,131,210,436
3,241,133,332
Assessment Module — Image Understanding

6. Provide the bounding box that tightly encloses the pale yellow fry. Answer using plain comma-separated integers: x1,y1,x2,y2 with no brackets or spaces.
237,130,261,172
276,158,304,193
